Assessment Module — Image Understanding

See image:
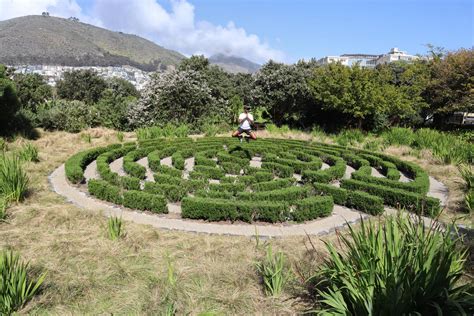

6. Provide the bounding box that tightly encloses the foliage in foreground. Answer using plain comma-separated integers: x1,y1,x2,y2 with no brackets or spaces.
0,250,46,315
256,245,289,297
0,155,29,202
313,215,473,315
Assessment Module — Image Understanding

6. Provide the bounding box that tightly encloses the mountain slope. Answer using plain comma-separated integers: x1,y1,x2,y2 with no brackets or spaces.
0,15,185,71
209,54,260,74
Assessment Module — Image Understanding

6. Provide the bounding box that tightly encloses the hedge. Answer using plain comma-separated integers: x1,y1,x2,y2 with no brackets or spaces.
346,190,384,215
313,182,348,205
341,179,440,217
144,182,187,202
181,197,290,223
172,152,185,170
153,173,183,186
123,190,167,213
301,158,346,184
251,178,294,192
254,172,274,182
66,146,111,183
293,195,334,222
261,162,294,178
88,179,123,204
123,150,147,179
237,186,311,202
220,162,242,175
155,165,182,178
209,183,245,194
194,190,234,199
194,165,225,179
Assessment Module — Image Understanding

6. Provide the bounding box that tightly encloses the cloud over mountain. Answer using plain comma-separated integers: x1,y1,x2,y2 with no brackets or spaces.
0,0,284,64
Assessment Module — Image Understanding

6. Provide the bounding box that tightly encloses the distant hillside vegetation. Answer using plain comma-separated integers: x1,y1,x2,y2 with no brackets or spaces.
209,54,261,74
0,15,185,71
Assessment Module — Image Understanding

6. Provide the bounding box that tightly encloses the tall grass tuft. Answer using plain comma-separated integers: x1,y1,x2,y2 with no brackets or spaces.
136,123,190,140
335,129,365,147
107,216,125,240
81,133,92,144
0,138,7,152
382,127,414,146
17,143,39,163
458,164,474,190
465,190,474,212
0,250,46,315
0,155,29,202
256,245,289,297
116,131,124,142
0,196,8,221
313,215,473,315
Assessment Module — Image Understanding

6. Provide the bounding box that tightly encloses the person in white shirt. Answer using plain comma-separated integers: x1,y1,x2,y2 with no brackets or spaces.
232,105,257,140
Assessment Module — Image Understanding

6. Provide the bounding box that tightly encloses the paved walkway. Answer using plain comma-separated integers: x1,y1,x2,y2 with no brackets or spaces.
49,159,449,237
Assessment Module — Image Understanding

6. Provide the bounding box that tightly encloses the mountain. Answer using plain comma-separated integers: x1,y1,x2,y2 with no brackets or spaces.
209,54,261,74
0,15,185,71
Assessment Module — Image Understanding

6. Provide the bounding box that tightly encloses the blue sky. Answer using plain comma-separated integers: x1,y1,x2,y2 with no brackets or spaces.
1,0,473,63
186,0,473,60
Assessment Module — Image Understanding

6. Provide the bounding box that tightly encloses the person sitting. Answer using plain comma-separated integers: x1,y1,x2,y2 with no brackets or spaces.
232,105,257,141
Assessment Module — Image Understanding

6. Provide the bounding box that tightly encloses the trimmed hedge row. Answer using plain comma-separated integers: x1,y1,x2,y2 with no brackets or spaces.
65,144,121,183
88,179,167,213
237,186,311,202
313,182,384,215
261,162,294,178
181,197,290,222
144,182,187,202
251,178,294,192
194,165,225,179
301,157,346,183
293,195,334,222
341,179,440,217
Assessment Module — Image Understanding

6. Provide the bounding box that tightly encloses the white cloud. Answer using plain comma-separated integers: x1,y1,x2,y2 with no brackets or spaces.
0,0,285,64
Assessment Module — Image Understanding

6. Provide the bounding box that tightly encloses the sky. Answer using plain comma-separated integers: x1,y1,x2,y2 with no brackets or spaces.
0,0,472,64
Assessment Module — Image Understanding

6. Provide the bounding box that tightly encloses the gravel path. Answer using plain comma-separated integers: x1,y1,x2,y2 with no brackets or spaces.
49,160,449,237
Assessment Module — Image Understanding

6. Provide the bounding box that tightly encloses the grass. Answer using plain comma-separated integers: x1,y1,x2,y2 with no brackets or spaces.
0,155,29,202
0,250,46,315
313,214,472,314
0,196,8,221
0,127,471,313
17,143,40,163
136,123,190,140
116,131,124,142
107,216,125,240
256,245,289,297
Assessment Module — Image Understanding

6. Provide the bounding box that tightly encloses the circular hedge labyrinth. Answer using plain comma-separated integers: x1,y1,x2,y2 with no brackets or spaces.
50,137,448,236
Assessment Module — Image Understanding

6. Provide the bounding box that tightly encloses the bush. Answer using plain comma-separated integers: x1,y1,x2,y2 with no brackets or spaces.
346,190,384,215
144,182,187,202
0,250,46,315
65,146,110,184
39,99,99,133
293,195,334,222
123,190,167,213
251,178,294,192
313,215,473,314
88,179,123,205
313,182,348,205
194,165,225,179
155,165,182,178
0,155,29,202
341,179,440,217
237,186,311,202
261,162,294,178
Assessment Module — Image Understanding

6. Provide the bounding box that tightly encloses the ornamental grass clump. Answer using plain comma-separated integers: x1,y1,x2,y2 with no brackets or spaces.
0,155,29,202
256,245,289,297
17,143,39,163
312,215,473,315
0,250,46,315
107,216,125,240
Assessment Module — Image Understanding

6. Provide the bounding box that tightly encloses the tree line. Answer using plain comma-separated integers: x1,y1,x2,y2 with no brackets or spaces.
0,48,472,136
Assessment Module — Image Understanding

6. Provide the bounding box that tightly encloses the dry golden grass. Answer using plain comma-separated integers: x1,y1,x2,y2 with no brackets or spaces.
0,128,470,314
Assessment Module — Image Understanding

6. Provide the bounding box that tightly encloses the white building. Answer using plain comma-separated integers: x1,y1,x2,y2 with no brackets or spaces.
317,48,420,68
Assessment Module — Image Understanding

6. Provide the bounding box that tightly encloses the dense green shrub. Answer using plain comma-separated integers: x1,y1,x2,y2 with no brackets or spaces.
123,190,167,213
314,215,473,314
251,178,294,192
313,182,348,205
39,99,99,133
155,165,182,178
194,165,225,179
341,179,440,217
144,182,187,202
293,195,334,222
346,190,384,215
88,179,123,205
237,186,311,202
261,162,294,178
209,183,245,194
65,146,112,183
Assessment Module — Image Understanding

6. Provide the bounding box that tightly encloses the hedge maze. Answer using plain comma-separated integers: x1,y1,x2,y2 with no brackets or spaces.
64,137,441,224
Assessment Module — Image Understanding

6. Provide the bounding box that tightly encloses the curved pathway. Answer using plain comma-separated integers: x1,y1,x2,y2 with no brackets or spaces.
49,162,449,237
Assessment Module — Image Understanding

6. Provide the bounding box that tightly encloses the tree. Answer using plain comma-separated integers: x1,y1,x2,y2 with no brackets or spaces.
424,48,474,123
106,77,140,99
127,69,220,128
0,65,21,134
252,60,315,126
13,73,52,111
56,70,107,104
